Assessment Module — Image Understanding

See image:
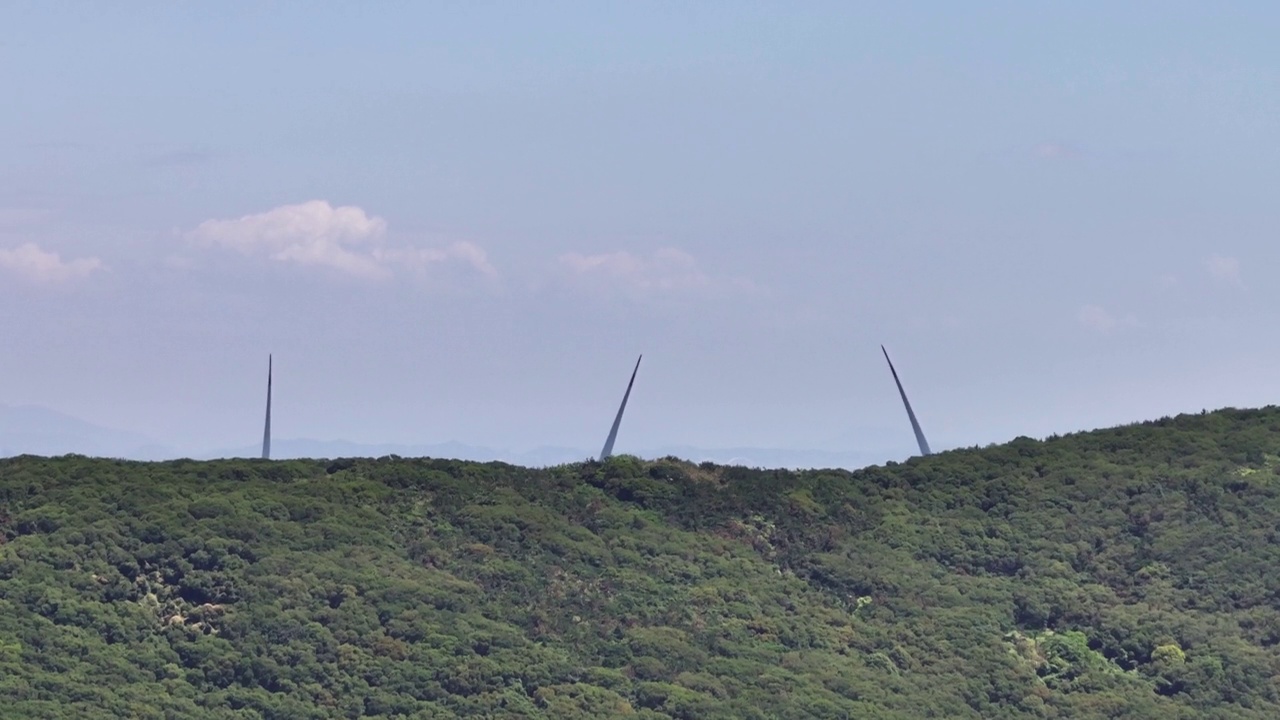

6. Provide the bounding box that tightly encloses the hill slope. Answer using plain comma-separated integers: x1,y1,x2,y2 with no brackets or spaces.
3,407,1280,718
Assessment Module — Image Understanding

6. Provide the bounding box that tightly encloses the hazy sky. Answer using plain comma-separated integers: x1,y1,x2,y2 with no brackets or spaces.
3,2,1280,459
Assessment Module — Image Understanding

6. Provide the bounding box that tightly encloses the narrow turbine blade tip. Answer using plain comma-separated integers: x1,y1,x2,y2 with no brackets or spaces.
881,345,932,457
600,356,642,461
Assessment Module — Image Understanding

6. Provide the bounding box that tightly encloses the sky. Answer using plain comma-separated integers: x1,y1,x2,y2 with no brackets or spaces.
3,2,1280,462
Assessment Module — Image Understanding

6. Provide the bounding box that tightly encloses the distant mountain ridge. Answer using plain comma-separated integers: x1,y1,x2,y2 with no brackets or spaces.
206,439,896,470
203,439,591,467
0,404,168,460
0,403,908,469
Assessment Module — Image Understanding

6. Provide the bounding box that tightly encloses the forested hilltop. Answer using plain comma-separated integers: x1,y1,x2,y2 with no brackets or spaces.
3,408,1280,718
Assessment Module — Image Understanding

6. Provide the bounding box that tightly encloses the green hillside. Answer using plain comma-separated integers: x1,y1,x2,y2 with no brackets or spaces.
4,407,1280,718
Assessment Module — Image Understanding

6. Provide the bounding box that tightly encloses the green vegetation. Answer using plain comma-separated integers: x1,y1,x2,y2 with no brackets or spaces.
4,407,1280,718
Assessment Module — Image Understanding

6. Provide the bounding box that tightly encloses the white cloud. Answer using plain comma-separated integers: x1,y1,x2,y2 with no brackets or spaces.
375,241,498,279
558,247,754,297
189,200,389,278
0,242,103,283
1078,304,1137,333
1206,254,1241,285
189,200,495,281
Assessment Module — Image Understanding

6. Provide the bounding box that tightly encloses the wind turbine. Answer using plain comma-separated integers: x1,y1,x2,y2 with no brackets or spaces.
599,355,642,462
261,354,272,460
881,345,931,456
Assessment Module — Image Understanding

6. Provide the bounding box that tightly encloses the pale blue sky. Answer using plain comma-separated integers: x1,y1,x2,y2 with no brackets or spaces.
2,2,1279,461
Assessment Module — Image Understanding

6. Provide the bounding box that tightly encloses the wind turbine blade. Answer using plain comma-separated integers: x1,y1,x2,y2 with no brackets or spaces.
599,355,642,462
882,345,931,456
262,354,272,460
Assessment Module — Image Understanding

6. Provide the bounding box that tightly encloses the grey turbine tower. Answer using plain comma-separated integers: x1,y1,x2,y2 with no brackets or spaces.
261,354,272,460
599,355,642,462
881,345,932,456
